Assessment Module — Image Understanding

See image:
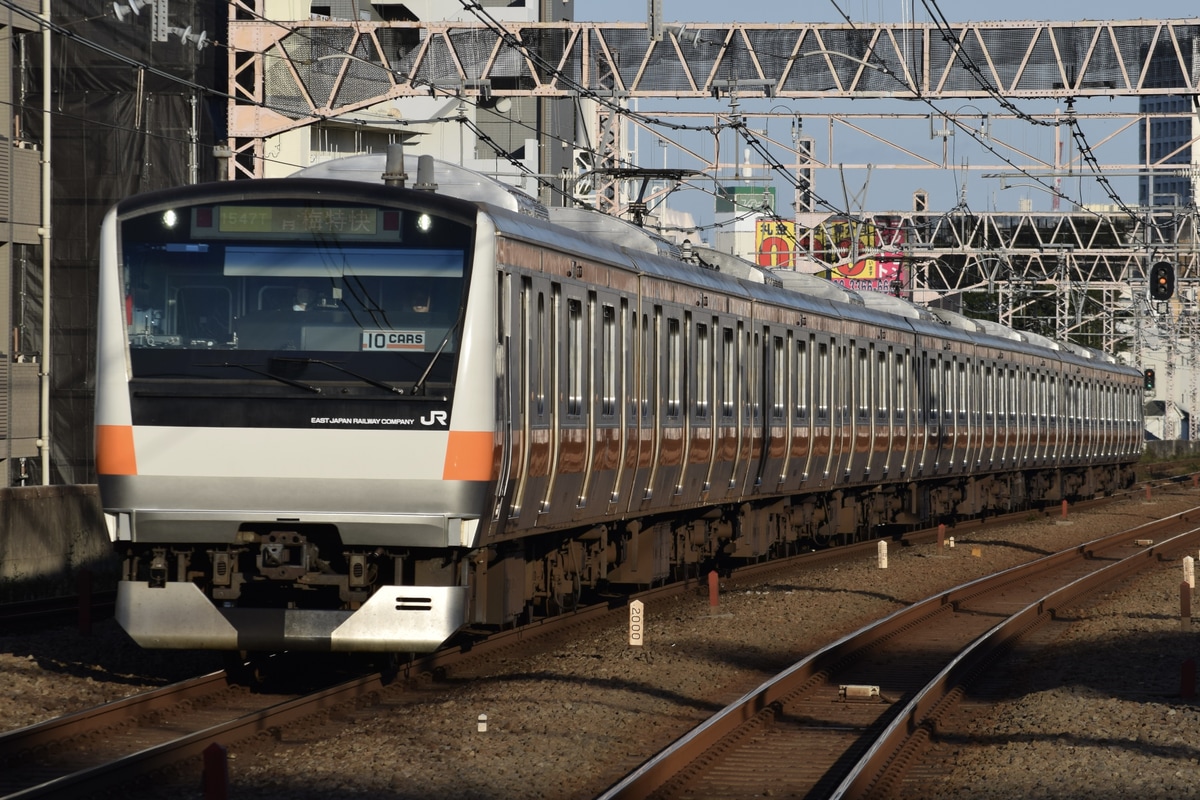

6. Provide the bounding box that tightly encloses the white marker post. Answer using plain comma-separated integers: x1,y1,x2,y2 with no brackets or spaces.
877,540,888,569
629,599,644,646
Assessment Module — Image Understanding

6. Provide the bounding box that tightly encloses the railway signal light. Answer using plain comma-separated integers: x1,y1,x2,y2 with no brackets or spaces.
1144,368,1156,390
1149,261,1175,301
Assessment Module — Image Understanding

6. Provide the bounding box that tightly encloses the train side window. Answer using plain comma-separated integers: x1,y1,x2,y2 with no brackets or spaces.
534,290,546,417
984,365,994,423
854,344,869,421
795,337,809,421
601,304,617,417
566,297,584,417
957,359,967,422
941,356,949,422
721,326,736,418
772,334,786,420
695,322,710,419
895,349,906,421
876,347,889,422
816,341,829,421
666,315,681,418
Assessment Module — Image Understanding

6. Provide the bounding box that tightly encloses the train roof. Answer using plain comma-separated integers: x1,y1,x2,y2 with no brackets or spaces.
288,154,1130,373
293,153,550,220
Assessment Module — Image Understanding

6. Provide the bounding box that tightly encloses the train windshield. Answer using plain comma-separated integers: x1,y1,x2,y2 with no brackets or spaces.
119,198,471,388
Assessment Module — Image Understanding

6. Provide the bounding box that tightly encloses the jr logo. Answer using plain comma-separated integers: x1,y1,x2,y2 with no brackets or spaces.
421,410,448,427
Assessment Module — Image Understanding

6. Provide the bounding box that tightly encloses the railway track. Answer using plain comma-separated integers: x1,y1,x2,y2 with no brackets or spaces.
2,484,1193,799
596,507,1200,800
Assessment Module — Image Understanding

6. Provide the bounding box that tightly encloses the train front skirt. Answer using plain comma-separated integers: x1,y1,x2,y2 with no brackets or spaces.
115,581,469,653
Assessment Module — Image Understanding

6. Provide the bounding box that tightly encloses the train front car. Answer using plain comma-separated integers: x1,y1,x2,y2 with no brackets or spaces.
95,179,496,653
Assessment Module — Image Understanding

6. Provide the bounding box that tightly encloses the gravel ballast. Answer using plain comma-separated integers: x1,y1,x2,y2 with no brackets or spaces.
3,491,1199,799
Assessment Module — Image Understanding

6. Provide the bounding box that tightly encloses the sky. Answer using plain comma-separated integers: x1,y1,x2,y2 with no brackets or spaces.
567,2,1200,229
575,2,1199,25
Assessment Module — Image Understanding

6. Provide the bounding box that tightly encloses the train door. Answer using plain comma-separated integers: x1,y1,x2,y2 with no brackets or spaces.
961,356,977,473
931,353,952,476
535,283,589,527
706,321,739,500
981,362,996,470
653,308,686,508
813,337,835,485
759,327,788,493
574,292,623,522
949,355,968,475
490,269,519,535
867,343,890,482
607,298,635,515
914,350,931,476
890,345,912,479
830,339,853,483
511,275,554,531
848,341,871,482
737,324,761,495
627,305,656,512
681,316,715,502
779,331,810,492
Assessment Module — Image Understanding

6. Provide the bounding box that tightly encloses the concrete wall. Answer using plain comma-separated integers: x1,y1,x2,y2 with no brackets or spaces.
0,484,118,601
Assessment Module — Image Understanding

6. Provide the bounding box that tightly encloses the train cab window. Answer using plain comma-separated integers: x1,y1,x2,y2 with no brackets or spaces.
118,196,472,389
695,322,710,419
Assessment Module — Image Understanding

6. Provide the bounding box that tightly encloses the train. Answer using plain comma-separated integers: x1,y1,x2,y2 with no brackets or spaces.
94,148,1144,654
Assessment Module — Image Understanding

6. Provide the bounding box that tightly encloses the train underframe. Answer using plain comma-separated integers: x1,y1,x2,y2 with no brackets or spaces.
116,462,1134,650
471,461,1136,627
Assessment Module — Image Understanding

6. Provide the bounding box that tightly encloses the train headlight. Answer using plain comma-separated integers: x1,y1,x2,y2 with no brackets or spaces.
417,213,432,232
162,209,178,229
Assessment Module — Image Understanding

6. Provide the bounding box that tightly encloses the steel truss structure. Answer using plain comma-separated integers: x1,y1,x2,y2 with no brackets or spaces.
224,9,1200,391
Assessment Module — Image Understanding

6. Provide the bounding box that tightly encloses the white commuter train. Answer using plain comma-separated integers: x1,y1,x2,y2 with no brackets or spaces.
94,151,1144,653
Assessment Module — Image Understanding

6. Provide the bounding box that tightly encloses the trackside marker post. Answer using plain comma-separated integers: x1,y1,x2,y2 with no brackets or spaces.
629,599,644,646
877,540,888,569
1182,582,1192,632
1185,556,1195,590
937,524,945,549
1062,500,1068,519
708,570,719,608
203,742,229,800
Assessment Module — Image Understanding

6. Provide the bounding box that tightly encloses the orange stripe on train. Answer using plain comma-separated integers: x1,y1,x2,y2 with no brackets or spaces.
95,425,138,475
442,430,495,481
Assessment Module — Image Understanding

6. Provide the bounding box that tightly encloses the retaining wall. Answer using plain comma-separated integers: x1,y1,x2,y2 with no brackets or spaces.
0,485,118,601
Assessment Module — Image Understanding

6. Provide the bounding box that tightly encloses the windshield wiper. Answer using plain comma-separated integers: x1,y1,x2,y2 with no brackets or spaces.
199,362,321,393
410,318,460,397
270,357,404,394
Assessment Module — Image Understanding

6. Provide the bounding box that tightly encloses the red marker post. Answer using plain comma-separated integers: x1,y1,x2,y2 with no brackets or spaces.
708,570,719,608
